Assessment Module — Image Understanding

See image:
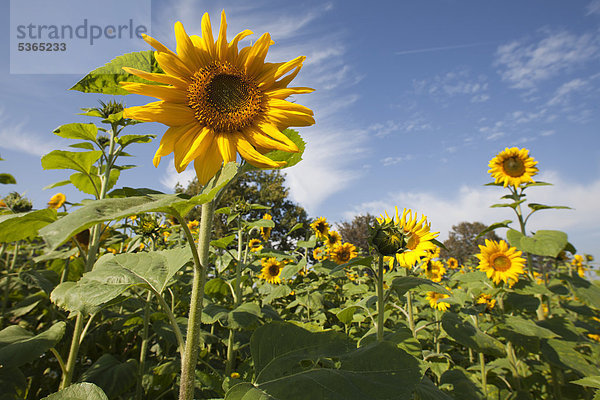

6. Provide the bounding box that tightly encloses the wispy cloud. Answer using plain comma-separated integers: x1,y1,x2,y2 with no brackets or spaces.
586,0,600,15
368,116,433,138
412,68,490,103
396,41,496,56
381,155,413,166
495,29,600,89
0,108,59,157
547,78,588,106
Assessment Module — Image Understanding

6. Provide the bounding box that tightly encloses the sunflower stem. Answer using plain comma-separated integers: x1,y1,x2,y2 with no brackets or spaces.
136,291,152,400
179,201,214,400
226,225,245,376
376,254,385,341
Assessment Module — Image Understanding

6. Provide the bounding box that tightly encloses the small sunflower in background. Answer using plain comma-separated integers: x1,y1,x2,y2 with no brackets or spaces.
426,291,451,312
310,217,330,239
259,257,283,284
447,257,459,269
488,147,538,188
260,213,273,240
330,242,357,265
424,260,446,283
324,230,342,248
47,193,66,209
313,247,327,261
121,11,315,185
476,293,496,311
476,239,525,285
248,238,263,253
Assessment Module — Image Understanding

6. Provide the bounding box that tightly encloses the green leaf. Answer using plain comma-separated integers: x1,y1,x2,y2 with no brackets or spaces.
43,180,71,190
234,322,422,400
414,377,454,400
0,173,16,184
41,150,103,174
266,129,306,170
78,354,137,399
0,209,57,242
490,199,525,209
228,303,262,329
70,168,120,196
41,383,108,400
330,256,374,274
116,134,155,147
50,247,191,314
541,338,600,377
475,220,512,239
0,322,66,368
441,312,506,357
571,376,600,389
53,123,98,141
562,274,600,309
391,276,451,297
506,229,524,248
70,50,162,95
440,368,484,400
528,203,572,211
69,142,96,150
500,315,557,338
210,234,237,249
287,223,303,236
296,235,317,248
336,306,360,325
520,230,568,258
245,219,275,229
40,162,237,250
205,278,231,299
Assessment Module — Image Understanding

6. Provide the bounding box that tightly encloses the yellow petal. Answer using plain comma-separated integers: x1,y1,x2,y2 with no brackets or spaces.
265,108,315,128
141,34,176,56
215,10,228,60
153,123,196,166
234,135,285,169
269,98,314,116
245,33,272,78
216,133,237,163
253,123,299,152
124,101,195,126
173,124,204,172
174,22,201,71
120,82,187,103
201,12,215,57
155,52,193,81
122,67,189,88
193,139,223,185
180,127,213,166
268,64,301,90
265,87,315,99
242,127,295,153
227,29,253,63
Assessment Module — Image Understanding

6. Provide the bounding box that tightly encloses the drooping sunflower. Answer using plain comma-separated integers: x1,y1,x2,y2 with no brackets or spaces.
260,213,273,240
121,11,315,185
488,147,538,188
330,242,358,265
47,193,66,209
377,207,439,268
447,257,459,269
310,217,330,239
248,238,263,253
324,231,342,248
258,257,283,284
476,239,526,285
426,291,451,312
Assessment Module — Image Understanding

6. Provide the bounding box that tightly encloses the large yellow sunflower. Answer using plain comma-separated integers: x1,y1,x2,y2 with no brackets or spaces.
488,147,538,188
324,230,342,248
476,239,526,285
377,207,439,268
259,257,283,284
121,11,315,184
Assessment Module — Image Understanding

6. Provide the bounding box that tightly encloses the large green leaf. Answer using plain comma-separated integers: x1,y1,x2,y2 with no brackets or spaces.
562,274,600,309
571,376,600,389
53,123,98,141
0,322,66,368
0,209,57,242
507,229,568,258
41,150,103,174
226,322,422,400
0,173,16,184
392,276,450,297
441,312,506,357
70,50,162,95
499,315,557,338
78,354,137,398
41,383,108,400
51,247,191,314
40,162,238,250
541,338,600,377
242,129,306,172
70,168,120,196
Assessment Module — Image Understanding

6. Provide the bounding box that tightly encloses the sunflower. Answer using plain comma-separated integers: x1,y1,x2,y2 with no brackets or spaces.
310,217,330,239
324,231,342,248
424,260,446,283
426,291,451,312
571,254,584,267
259,257,283,284
121,11,315,185
248,238,263,253
313,247,327,261
47,193,66,209
377,207,439,268
447,257,459,269
488,147,538,188
260,213,273,240
330,242,358,265
476,239,526,285
476,293,496,311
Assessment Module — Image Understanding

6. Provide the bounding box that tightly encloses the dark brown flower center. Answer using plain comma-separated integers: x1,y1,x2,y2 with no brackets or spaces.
502,156,526,177
491,254,511,272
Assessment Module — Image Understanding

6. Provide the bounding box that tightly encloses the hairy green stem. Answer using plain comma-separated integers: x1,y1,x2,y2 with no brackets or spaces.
376,254,385,341
59,314,84,390
136,291,152,400
179,201,215,400
226,226,245,376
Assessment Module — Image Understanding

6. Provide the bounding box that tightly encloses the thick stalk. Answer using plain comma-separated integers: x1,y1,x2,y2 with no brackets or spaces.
136,292,152,400
479,352,487,397
59,314,84,389
179,201,215,400
376,255,385,341
406,291,416,339
226,227,244,376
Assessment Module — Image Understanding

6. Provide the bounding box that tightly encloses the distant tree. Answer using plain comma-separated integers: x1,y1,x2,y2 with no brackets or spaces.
337,213,377,254
440,221,501,265
177,169,311,251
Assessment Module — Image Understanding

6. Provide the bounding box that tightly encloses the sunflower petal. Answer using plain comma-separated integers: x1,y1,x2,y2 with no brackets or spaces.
215,10,228,60
245,33,272,78
180,127,213,166
255,122,299,152
153,123,196,167
173,125,204,172
266,108,315,127
193,139,223,185
142,34,176,56
265,87,315,99
234,135,285,168
269,98,314,116
242,126,297,153
175,22,201,71
201,12,215,57
122,67,189,88
124,101,195,126
216,133,237,163
155,52,193,81
227,29,253,62
120,82,187,103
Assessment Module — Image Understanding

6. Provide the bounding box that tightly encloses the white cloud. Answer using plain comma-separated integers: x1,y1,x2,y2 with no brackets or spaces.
587,0,600,15
344,171,600,256
495,29,600,89
547,78,588,106
368,116,433,138
0,108,59,157
160,162,196,191
381,155,413,166
413,68,490,101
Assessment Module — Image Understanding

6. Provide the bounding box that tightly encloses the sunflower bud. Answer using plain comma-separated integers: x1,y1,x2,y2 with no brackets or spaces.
368,219,405,256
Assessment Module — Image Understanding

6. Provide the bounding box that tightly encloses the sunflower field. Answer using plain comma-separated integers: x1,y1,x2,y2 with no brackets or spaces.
2,10,600,400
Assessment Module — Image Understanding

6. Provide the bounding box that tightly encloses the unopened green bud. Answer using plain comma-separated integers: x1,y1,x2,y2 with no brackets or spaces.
368,220,405,256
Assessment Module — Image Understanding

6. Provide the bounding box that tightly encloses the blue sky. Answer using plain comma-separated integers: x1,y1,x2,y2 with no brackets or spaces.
1,0,599,258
